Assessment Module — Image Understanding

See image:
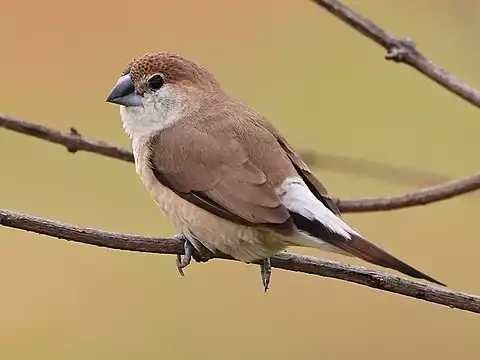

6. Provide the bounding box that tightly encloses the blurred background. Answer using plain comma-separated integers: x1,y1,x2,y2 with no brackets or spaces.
1,0,480,358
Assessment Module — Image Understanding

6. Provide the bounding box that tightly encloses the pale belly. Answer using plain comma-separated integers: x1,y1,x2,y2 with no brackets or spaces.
143,171,290,262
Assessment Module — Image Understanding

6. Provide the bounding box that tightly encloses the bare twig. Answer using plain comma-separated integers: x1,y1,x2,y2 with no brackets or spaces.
1,208,479,314
0,115,134,162
337,173,480,212
1,115,479,212
304,152,454,187
310,0,480,108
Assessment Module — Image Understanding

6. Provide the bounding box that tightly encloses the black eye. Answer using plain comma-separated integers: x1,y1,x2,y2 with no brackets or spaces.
148,74,164,90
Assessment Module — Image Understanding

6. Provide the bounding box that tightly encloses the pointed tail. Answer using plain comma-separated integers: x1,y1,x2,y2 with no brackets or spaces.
291,213,445,286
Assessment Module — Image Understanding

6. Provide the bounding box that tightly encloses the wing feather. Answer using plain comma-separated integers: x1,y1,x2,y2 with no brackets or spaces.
254,119,341,215
148,124,294,236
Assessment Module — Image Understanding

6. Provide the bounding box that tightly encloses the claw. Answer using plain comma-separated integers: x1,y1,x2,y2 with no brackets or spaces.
175,234,195,276
260,257,272,292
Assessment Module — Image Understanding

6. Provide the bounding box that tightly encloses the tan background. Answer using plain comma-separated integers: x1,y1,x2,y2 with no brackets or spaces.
1,0,479,358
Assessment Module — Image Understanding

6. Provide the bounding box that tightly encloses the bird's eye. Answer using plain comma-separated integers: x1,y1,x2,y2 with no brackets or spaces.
147,74,165,90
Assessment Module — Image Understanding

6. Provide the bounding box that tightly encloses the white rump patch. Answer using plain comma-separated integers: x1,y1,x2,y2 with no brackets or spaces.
277,177,359,239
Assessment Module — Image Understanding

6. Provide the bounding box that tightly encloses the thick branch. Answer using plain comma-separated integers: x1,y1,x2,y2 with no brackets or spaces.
1,115,479,212
1,208,479,314
310,0,480,108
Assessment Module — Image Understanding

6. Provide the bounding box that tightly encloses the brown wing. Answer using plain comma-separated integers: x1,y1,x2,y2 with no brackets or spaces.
255,120,341,215
148,124,295,236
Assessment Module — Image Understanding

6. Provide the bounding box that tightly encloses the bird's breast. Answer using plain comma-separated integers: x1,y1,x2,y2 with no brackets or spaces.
132,136,186,223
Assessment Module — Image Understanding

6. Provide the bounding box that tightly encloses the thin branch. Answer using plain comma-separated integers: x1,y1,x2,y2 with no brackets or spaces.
310,0,480,108
0,115,134,163
1,115,479,213
337,173,480,212
304,152,455,187
1,208,479,314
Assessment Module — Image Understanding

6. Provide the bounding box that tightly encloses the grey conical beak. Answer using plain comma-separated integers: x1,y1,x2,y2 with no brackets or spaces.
106,74,143,107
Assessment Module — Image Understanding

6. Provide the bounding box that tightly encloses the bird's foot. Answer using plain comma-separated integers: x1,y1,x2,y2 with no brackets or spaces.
174,233,215,276
260,257,272,293
175,234,193,276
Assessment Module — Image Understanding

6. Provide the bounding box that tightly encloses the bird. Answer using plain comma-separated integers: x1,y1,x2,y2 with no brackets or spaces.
106,52,444,291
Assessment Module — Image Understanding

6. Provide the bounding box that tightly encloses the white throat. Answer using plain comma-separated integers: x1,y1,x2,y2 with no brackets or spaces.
119,86,189,139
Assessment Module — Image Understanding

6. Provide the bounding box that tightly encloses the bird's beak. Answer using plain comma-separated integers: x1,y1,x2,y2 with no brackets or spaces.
106,74,143,107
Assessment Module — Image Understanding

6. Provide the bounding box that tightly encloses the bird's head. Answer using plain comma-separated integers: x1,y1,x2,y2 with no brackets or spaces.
106,52,221,138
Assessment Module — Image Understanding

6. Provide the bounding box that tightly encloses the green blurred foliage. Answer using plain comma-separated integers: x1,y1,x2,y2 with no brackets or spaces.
1,0,479,359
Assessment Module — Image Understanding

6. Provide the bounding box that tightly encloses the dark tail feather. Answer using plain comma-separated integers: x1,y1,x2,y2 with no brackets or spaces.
338,232,445,286
291,213,445,286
